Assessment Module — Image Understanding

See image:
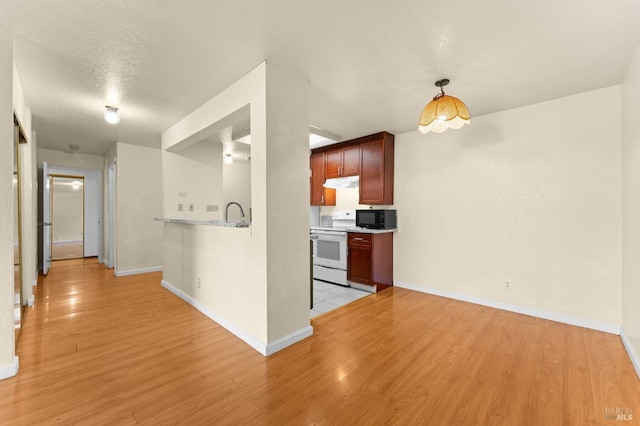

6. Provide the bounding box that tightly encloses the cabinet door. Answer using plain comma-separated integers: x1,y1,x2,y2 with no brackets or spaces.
325,148,342,179
310,152,336,206
359,139,385,204
341,144,360,176
347,245,373,285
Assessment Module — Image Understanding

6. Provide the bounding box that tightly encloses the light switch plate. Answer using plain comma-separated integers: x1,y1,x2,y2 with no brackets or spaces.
188,204,194,212
177,203,183,211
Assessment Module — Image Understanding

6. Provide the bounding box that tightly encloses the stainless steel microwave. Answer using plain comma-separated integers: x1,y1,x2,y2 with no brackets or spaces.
356,209,397,229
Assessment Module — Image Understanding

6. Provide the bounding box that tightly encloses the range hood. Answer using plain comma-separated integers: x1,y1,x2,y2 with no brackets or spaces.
323,175,359,189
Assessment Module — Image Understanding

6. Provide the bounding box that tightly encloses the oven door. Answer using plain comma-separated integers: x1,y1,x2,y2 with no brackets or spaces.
311,230,347,270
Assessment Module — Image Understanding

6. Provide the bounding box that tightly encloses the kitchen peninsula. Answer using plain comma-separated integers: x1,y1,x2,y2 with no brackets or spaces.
158,61,313,357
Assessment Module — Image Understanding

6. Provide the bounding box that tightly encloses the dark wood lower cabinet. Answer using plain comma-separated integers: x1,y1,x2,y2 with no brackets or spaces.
347,232,393,291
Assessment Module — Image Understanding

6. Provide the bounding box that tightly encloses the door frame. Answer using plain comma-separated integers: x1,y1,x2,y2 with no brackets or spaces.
41,165,103,271
49,174,85,261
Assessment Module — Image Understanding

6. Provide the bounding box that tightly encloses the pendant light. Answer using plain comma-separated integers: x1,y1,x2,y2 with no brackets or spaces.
418,79,470,134
104,105,120,124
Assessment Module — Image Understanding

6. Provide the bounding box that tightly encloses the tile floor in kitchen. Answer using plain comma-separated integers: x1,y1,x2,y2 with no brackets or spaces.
310,280,370,318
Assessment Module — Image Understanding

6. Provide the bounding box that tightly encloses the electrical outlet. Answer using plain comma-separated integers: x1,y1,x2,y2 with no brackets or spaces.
188,204,194,212
197,277,201,288
206,204,218,212
504,280,512,290
177,203,183,211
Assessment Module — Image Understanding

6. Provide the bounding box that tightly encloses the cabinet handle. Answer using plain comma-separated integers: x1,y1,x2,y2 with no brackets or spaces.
353,237,364,241
321,195,324,204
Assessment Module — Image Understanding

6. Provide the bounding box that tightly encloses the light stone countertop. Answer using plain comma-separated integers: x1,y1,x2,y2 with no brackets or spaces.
346,227,396,234
153,217,251,228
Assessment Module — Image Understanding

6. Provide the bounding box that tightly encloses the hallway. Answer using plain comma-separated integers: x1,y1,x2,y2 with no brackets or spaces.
1,260,639,424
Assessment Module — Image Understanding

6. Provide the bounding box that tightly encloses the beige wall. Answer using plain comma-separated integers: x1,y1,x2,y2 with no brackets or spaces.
163,140,223,219
162,63,269,344
223,160,251,222
0,29,16,376
319,186,373,217
161,62,311,352
394,86,622,327
51,188,83,243
116,143,163,274
14,63,36,303
622,43,640,371
264,62,311,342
37,148,104,170
102,144,116,268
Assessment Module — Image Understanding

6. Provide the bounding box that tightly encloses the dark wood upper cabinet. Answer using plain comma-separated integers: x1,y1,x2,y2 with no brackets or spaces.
311,131,394,206
359,133,394,205
326,144,360,178
310,151,336,206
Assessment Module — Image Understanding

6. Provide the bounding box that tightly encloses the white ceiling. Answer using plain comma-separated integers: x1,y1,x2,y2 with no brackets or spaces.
2,1,640,155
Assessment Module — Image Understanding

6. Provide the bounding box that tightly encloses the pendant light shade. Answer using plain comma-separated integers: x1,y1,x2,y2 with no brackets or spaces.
418,79,470,134
104,105,120,124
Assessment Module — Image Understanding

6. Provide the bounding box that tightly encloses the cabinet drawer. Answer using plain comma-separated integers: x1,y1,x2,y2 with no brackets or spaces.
348,233,372,247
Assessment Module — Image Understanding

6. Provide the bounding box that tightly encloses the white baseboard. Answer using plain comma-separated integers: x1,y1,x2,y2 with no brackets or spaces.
620,327,640,379
27,295,35,306
52,239,83,245
115,266,163,277
265,326,314,356
0,356,19,380
161,280,313,356
394,281,620,335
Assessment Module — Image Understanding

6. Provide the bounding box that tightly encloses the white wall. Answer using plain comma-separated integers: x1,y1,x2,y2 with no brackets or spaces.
0,29,18,379
622,43,640,372
394,86,622,328
116,143,163,274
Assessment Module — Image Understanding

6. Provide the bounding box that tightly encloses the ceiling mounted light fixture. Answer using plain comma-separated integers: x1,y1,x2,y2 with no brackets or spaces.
104,105,120,124
224,153,233,164
418,79,470,134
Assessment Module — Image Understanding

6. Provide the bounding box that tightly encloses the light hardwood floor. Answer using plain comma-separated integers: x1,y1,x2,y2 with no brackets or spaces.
51,241,83,260
1,259,639,424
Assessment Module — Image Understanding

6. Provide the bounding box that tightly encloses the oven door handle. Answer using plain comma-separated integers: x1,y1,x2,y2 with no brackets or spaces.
311,230,347,237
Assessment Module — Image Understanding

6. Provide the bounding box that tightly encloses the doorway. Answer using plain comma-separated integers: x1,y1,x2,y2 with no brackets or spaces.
41,163,102,275
50,175,84,260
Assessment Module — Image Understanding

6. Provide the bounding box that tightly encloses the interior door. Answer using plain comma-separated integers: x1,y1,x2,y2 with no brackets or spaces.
42,161,51,275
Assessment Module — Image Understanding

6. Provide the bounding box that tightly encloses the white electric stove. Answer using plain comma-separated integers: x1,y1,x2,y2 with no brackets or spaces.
310,211,355,286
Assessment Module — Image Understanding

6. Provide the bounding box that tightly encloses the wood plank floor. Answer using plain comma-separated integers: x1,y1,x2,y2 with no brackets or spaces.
1,259,639,425
51,241,83,260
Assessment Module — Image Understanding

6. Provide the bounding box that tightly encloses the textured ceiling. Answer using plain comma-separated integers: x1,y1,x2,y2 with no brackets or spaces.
2,0,640,155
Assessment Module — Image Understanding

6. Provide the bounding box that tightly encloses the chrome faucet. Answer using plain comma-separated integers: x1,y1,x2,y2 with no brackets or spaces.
225,202,245,222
